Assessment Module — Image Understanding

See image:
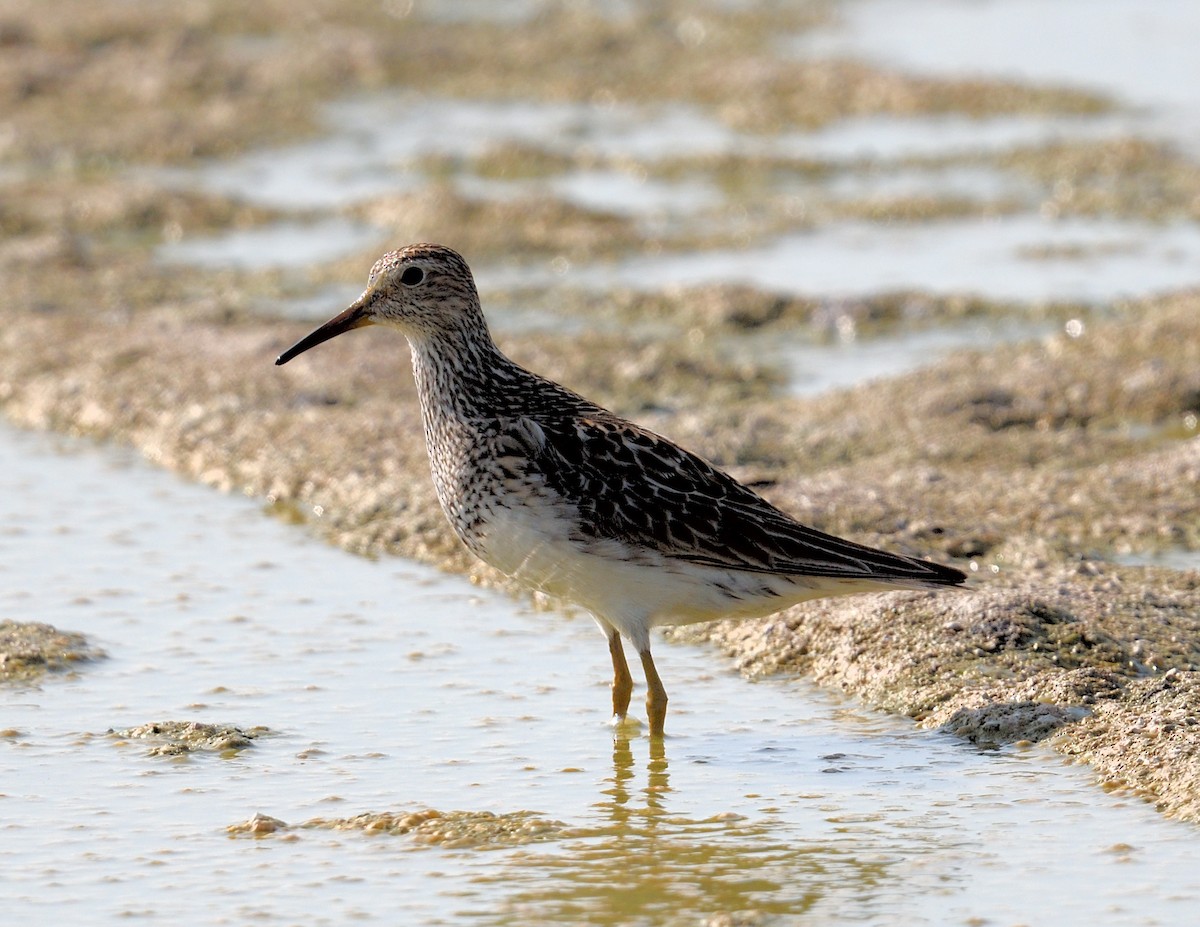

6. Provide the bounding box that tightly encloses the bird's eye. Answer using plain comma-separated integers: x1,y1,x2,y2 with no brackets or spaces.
400,266,425,286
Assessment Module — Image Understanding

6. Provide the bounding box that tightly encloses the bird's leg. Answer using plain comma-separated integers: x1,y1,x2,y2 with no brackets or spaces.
608,628,633,721
639,648,669,738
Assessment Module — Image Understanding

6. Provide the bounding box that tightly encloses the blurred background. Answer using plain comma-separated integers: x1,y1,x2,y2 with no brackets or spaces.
5,0,1198,562
3,2,1200,925
6,0,1199,392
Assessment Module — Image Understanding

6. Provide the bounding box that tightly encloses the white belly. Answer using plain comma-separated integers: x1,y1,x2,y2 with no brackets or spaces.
471,502,852,652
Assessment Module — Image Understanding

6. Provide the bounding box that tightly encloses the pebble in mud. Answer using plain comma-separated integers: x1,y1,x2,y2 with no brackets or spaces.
0,621,102,683
109,721,271,757
228,808,568,848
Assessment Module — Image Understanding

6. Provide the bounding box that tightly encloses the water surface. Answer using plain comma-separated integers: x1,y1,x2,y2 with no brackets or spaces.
799,0,1200,152
483,215,1200,304
3,424,1199,926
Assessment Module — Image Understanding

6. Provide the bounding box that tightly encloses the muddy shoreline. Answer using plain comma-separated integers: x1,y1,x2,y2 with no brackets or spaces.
2,0,1198,822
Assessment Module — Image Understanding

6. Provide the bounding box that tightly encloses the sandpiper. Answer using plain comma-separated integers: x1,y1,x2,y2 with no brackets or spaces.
276,243,966,737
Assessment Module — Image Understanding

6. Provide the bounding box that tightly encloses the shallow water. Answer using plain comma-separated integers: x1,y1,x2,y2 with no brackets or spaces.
485,214,1200,304
458,168,722,221
3,424,1200,926
822,163,1040,202
780,318,1053,397
155,95,1128,214
153,95,734,211
776,111,1131,161
799,0,1200,154
155,92,1200,310
1114,549,1200,571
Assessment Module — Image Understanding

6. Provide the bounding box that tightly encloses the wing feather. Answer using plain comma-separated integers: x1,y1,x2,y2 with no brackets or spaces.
514,413,964,586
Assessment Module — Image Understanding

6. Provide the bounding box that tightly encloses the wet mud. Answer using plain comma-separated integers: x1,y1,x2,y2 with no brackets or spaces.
0,620,101,683
229,808,568,848
109,721,270,757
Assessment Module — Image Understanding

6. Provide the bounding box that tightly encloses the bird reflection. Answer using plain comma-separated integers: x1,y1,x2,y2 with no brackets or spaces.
604,732,671,828
484,731,889,925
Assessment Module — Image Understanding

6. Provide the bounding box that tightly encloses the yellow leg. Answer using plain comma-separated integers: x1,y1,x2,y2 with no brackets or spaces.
639,648,669,738
608,629,633,720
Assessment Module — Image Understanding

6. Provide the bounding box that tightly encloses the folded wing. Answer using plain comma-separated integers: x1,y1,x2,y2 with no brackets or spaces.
523,414,965,587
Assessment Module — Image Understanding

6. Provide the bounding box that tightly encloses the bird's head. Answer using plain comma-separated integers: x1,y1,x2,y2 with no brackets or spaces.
275,243,484,365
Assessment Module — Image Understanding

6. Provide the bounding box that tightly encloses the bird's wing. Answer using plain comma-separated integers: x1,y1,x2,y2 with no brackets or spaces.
514,414,964,585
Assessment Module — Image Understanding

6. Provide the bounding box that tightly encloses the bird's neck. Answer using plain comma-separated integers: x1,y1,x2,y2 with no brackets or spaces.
408,327,519,424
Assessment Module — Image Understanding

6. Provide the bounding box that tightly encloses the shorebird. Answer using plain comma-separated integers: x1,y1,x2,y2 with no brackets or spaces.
276,243,966,737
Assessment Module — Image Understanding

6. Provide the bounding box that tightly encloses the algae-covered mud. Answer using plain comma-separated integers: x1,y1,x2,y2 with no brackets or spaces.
2,0,1199,862
229,808,570,849
110,720,270,757
0,621,100,683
